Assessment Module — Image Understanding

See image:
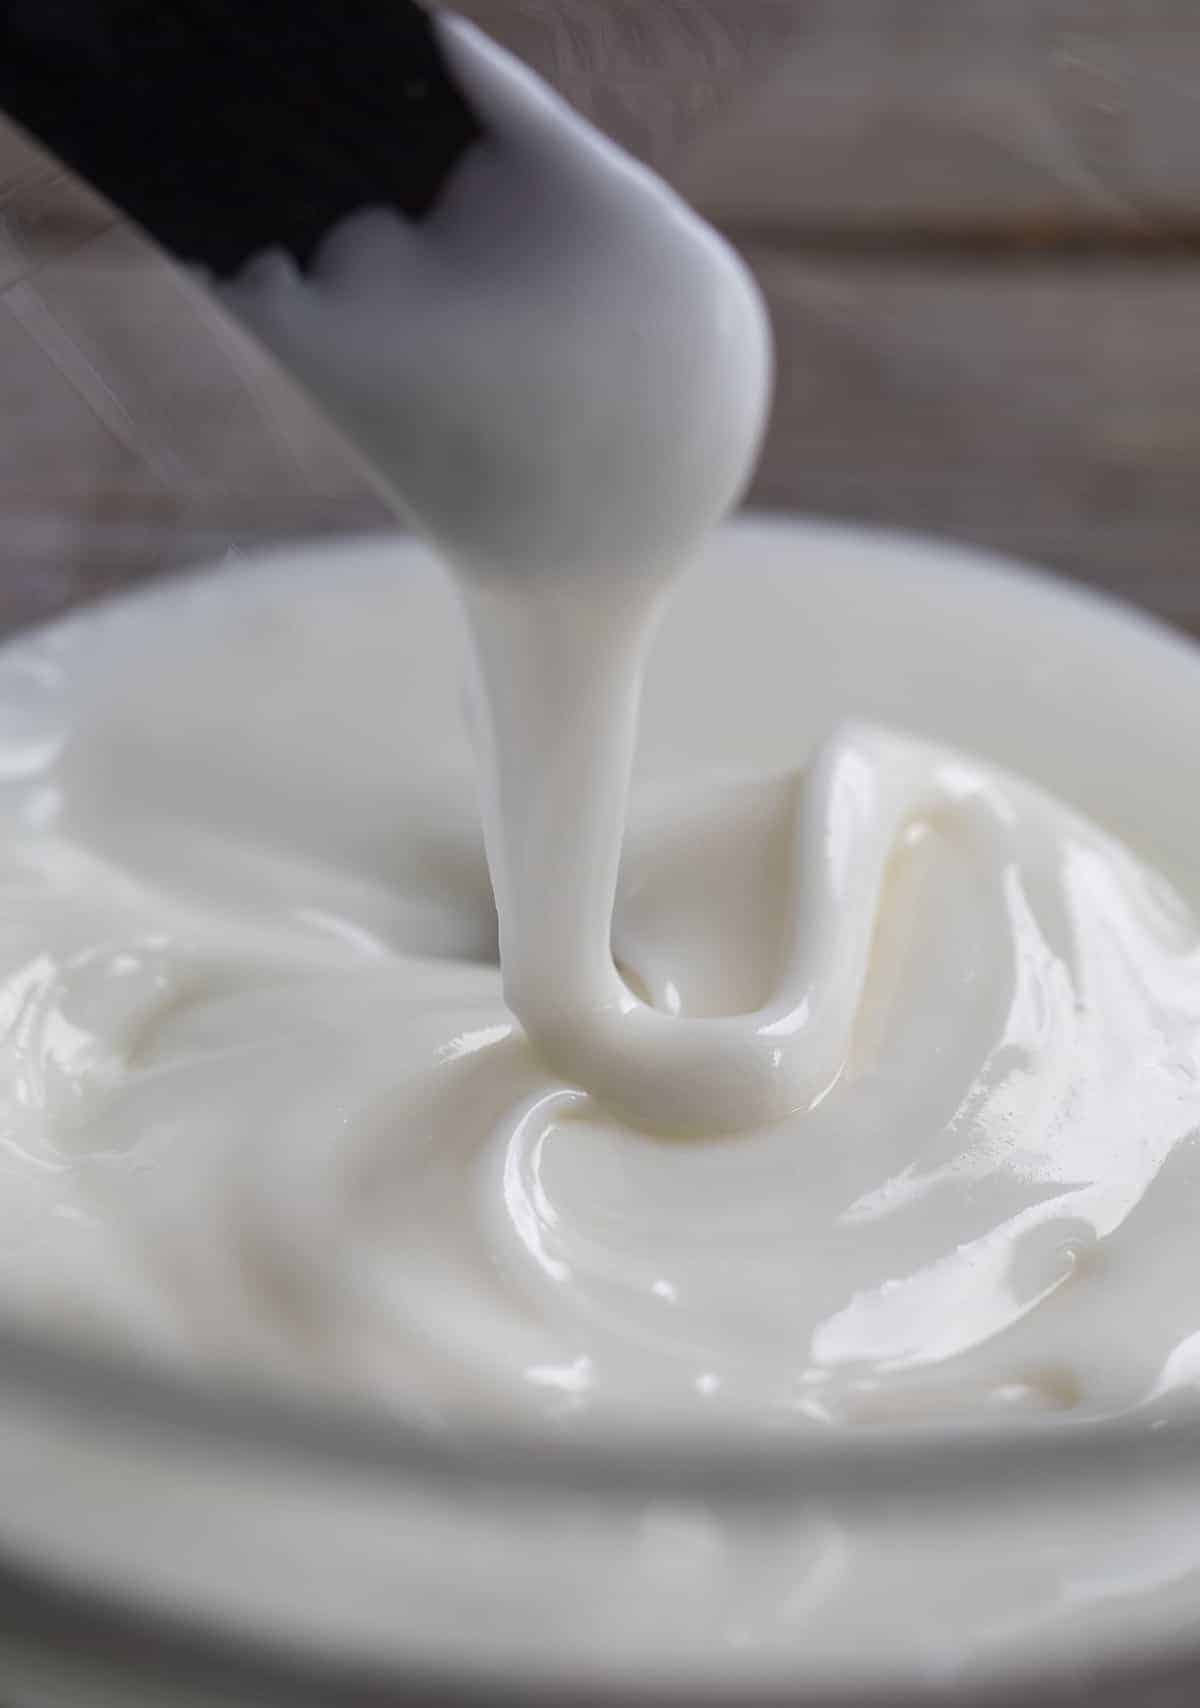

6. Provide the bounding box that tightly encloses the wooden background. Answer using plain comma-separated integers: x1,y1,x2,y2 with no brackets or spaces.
1,1,1199,636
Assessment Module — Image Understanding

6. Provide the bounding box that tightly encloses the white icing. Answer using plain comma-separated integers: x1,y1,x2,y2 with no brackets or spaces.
1,527,1198,1436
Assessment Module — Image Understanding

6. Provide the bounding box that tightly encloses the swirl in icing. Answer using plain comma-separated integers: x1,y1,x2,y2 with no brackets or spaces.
0,532,1197,1432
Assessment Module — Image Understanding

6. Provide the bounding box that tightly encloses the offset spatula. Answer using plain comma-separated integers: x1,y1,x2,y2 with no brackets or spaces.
0,0,483,276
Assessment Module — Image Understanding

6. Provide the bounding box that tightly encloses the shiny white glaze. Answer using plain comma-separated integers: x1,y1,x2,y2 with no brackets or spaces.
1,526,1198,1435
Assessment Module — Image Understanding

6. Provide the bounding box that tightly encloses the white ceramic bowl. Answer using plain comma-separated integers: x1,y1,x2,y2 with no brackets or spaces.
0,516,1197,1706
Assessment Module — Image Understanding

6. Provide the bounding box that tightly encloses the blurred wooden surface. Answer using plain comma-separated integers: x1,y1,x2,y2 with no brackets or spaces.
1,1,1200,634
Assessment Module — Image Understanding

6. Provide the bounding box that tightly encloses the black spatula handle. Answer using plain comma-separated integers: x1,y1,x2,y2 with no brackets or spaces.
0,0,483,275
